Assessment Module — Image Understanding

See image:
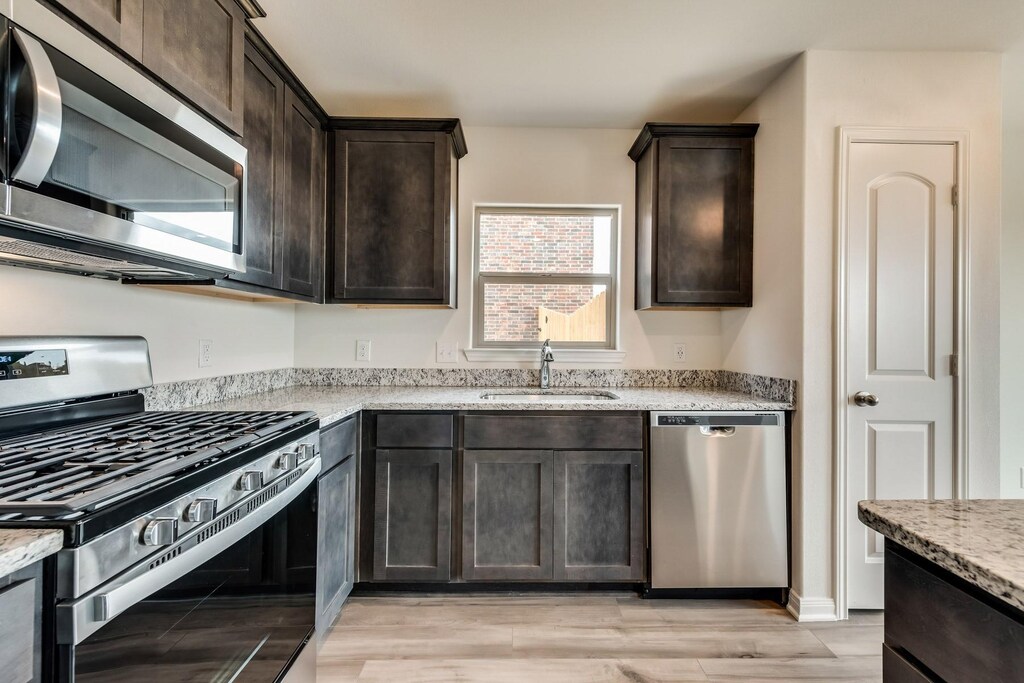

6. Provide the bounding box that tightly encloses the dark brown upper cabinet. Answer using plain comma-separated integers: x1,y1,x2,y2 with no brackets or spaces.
227,38,325,302
630,123,758,309
329,119,467,306
142,0,246,134
52,0,144,59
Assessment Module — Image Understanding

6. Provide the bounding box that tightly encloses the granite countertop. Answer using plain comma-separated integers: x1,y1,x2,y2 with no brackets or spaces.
859,499,1024,612
188,385,792,429
0,528,63,577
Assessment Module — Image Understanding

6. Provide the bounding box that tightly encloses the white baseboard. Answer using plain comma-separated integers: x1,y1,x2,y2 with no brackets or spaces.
787,590,838,622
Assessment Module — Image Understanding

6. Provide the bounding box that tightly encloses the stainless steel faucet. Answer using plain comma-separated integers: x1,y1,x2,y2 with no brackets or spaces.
540,339,554,389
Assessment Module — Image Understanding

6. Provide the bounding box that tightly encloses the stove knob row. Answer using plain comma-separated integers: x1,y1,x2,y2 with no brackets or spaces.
238,470,264,492
142,518,178,547
185,498,218,523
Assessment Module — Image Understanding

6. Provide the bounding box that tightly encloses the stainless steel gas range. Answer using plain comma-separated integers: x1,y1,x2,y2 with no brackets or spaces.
0,336,321,682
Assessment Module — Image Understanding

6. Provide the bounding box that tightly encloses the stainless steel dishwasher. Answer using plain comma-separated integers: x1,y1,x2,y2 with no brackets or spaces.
650,411,787,589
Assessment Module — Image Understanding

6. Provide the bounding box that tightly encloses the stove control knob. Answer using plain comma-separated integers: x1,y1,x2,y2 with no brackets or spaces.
142,518,178,547
276,451,298,471
295,443,315,464
184,498,217,523
238,470,263,492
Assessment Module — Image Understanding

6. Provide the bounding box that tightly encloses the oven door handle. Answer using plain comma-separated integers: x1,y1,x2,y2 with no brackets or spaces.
11,29,63,187
58,459,321,646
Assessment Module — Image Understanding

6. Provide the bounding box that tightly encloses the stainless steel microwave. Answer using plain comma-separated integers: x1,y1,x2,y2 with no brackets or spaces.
0,1,246,280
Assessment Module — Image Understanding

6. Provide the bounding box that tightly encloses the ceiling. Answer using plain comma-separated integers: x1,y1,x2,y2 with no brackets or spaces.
255,0,1024,128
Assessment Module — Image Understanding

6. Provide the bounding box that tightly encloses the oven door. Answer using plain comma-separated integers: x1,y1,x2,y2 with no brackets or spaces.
1,10,246,277
57,462,319,683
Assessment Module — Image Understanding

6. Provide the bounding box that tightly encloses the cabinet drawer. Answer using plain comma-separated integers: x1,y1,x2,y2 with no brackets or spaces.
376,413,453,448
882,645,935,683
321,416,358,471
885,542,1024,683
464,414,643,450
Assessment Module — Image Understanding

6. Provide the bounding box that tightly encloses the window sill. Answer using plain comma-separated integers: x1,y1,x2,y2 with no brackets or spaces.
463,348,627,363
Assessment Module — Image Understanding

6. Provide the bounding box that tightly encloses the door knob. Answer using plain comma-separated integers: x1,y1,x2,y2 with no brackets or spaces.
853,391,880,407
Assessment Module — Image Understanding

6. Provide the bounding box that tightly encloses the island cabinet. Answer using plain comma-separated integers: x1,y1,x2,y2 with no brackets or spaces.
328,119,467,306
316,416,359,640
461,414,645,582
630,123,758,310
225,37,326,302
0,560,44,682
883,541,1024,682
366,413,455,581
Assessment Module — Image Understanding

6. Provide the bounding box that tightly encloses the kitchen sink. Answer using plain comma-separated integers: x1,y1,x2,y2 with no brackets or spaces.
479,390,620,401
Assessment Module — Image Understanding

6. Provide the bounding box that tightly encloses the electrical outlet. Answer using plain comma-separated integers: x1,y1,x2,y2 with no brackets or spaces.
436,341,457,364
673,343,687,363
1019,467,1024,490
198,339,213,368
355,340,371,363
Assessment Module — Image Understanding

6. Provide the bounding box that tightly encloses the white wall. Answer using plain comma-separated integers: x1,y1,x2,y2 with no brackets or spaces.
724,50,1003,613
1002,46,1024,499
294,126,723,369
723,54,808,593
0,266,295,383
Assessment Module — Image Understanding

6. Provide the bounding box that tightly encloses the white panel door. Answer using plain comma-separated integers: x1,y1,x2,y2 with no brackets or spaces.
846,141,957,609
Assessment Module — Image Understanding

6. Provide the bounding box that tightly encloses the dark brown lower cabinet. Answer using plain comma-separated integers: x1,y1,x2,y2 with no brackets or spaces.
462,450,554,581
883,541,1024,682
372,449,452,581
316,453,356,637
553,451,644,581
0,560,43,682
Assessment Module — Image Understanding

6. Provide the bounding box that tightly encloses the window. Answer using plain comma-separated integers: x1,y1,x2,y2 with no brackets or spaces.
473,206,618,350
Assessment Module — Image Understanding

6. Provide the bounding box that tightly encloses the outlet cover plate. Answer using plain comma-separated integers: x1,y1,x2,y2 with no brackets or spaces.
356,340,371,363
436,342,457,364
673,343,687,363
198,339,213,368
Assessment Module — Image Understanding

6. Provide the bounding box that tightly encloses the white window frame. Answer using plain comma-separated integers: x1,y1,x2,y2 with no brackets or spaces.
470,205,620,354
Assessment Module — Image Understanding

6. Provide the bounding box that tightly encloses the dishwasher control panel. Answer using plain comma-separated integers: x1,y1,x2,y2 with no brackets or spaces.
654,412,781,427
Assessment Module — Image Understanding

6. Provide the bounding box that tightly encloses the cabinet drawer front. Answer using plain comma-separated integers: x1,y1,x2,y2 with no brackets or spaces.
321,416,358,472
885,543,1024,682
882,645,936,683
464,414,643,450
376,413,454,448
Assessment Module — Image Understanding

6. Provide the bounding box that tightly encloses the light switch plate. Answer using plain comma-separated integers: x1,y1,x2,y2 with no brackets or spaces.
356,340,371,363
673,343,687,363
436,341,457,363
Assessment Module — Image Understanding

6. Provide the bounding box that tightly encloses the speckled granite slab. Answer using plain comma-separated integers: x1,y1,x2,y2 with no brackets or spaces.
0,528,63,577
859,499,1024,612
186,385,791,430
147,368,796,412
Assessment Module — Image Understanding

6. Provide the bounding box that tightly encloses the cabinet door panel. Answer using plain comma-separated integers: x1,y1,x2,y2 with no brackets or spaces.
463,450,553,581
554,450,644,581
317,454,357,636
373,449,452,581
333,130,450,302
143,0,245,133
281,89,325,298
0,562,43,682
54,0,144,58
232,40,285,289
656,137,752,305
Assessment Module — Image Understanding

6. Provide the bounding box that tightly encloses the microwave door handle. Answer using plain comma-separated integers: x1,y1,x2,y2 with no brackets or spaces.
10,28,62,187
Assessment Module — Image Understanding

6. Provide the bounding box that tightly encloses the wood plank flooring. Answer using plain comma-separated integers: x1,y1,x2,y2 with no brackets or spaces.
317,594,883,682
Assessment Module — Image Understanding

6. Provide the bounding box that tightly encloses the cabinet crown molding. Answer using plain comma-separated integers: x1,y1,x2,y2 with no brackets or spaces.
628,122,759,161
327,117,468,159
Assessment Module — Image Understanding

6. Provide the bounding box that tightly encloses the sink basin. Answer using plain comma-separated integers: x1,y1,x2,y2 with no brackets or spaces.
479,390,620,401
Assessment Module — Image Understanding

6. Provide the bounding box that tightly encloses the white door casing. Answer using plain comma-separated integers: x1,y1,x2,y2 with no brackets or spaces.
837,131,964,612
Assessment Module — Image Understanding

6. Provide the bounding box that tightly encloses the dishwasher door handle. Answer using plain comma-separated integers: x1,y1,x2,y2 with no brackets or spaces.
699,426,736,437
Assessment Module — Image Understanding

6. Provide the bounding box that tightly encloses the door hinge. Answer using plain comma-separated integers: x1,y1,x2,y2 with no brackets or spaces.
952,185,959,208
949,353,959,377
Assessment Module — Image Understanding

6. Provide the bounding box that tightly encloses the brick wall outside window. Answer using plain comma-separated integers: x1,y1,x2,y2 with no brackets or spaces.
479,214,598,342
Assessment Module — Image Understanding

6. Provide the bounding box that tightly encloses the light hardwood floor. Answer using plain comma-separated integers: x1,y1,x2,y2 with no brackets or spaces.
317,595,883,682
